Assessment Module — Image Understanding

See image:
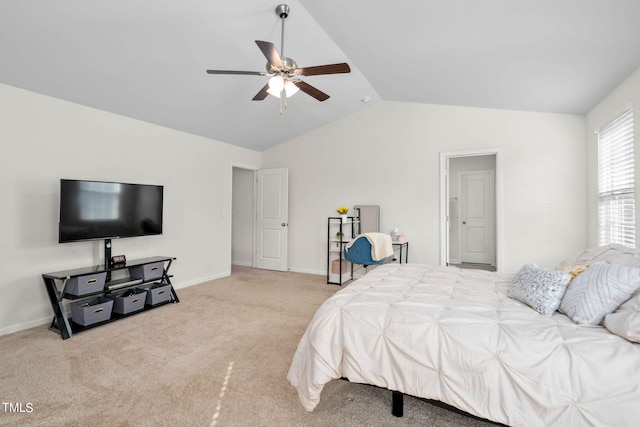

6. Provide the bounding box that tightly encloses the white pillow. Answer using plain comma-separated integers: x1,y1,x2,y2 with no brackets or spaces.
556,244,640,270
603,290,640,343
559,262,640,325
508,264,571,316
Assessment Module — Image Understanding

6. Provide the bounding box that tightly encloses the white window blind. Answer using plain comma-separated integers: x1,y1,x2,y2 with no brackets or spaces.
598,108,635,248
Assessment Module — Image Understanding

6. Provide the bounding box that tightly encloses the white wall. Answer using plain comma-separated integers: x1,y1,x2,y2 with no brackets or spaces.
262,101,587,274
0,83,261,335
586,67,640,247
1,81,601,336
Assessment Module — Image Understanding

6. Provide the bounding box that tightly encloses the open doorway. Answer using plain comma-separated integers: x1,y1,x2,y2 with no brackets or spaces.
232,167,255,267
440,150,501,271
231,167,289,271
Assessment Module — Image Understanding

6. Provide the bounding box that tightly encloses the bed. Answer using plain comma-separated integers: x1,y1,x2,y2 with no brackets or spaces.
287,245,640,426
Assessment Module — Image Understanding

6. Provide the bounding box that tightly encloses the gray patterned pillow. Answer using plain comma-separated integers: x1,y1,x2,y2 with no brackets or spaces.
508,264,571,316
559,262,640,325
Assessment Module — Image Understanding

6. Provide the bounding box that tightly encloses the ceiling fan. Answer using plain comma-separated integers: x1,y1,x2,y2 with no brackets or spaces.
206,4,351,112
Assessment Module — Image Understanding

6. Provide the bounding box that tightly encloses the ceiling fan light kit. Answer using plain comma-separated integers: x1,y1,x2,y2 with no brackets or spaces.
267,75,299,98
206,3,351,113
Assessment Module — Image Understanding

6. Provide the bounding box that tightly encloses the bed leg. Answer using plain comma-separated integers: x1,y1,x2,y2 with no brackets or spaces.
392,391,404,417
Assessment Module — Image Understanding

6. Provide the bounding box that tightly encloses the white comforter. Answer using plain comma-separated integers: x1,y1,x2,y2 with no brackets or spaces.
287,264,640,426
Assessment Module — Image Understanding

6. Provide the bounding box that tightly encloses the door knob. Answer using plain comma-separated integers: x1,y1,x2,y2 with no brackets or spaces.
281,223,288,226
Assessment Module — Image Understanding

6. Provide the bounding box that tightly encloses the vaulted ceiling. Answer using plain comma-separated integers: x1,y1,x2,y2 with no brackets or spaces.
2,0,639,151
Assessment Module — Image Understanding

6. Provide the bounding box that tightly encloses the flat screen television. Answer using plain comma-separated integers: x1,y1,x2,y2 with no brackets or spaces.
59,179,164,243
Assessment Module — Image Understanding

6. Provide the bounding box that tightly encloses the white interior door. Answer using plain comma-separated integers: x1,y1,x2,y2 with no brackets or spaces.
256,168,288,271
460,170,495,265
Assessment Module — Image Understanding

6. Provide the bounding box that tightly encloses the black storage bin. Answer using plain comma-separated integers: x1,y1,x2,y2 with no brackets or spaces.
129,262,164,281
107,289,148,315
70,297,113,326
65,272,107,296
139,283,172,306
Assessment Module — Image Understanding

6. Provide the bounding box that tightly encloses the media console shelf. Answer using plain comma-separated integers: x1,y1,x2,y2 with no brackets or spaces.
42,256,178,340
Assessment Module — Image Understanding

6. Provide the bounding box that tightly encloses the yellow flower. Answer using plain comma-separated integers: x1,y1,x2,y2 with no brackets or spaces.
336,206,349,215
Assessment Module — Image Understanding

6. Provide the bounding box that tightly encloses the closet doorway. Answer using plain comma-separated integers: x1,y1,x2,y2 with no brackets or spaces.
440,150,501,271
231,166,256,268
231,166,289,271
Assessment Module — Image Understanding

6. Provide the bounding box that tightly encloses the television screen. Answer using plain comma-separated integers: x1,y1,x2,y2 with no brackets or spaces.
59,179,164,243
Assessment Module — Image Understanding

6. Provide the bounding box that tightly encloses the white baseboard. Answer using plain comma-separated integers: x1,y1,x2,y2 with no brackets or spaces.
2,268,338,337
0,316,51,337
0,273,233,338
231,260,253,267
172,272,231,289
287,267,325,276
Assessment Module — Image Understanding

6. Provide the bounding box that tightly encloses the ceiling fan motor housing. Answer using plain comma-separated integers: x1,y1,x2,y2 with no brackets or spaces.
266,57,298,75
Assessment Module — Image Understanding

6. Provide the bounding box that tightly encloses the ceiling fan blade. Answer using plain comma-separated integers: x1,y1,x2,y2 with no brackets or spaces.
206,70,267,76
255,40,283,68
294,63,351,76
293,80,330,102
252,83,270,101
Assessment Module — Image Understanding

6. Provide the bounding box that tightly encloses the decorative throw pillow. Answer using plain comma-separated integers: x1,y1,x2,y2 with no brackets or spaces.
603,290,640,343
508,264,571,316
559,262,640,325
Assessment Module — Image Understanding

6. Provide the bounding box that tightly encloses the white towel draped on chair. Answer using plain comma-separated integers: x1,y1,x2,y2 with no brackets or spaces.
345,232,393,261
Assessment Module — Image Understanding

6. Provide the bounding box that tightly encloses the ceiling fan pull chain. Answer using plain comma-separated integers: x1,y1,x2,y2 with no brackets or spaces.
280,88,287,114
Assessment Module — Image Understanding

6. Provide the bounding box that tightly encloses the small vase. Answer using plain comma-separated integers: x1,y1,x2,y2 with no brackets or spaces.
340,214,348,223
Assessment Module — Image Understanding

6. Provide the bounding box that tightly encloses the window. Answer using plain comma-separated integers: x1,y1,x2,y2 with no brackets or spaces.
79,181,121,220
597,108,635,248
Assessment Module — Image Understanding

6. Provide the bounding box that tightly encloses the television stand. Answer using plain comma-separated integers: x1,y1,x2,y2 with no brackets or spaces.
42,256,178,340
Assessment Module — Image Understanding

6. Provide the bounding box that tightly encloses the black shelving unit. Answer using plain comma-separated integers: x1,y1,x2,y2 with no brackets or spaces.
42,256,178,340
327,217,359,285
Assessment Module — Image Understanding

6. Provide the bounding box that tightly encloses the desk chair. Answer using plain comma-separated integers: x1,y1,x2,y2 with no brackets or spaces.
343,232,393,273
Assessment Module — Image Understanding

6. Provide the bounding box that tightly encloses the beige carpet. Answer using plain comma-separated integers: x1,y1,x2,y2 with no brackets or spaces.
0,266,495,427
